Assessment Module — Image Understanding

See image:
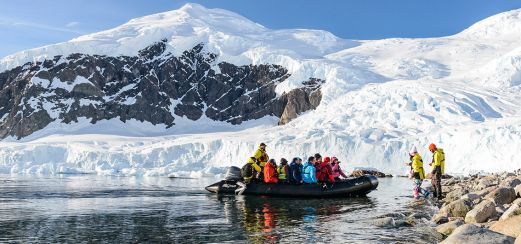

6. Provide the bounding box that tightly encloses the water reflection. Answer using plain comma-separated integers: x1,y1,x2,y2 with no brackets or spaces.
214,195,375,243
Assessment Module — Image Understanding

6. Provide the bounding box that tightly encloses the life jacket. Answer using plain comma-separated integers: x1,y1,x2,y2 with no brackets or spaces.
263,163,278,184
277,165,287,180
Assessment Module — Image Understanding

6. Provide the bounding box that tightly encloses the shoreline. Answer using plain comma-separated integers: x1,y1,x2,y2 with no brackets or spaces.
430,169,521,243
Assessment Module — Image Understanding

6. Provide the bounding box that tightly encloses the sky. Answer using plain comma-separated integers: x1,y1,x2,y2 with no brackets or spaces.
1,0,521,58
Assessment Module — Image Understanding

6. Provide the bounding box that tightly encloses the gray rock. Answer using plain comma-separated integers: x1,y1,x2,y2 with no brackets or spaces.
373,217,395,228
465,200,497,223
462,193,482,205
446,188,469,202
440,224,515,244
432,213,449,224
515,185,521,197
501,198,521,220
436,219,465,236
440,199,473,218
485,187,517,205
501,178,521,188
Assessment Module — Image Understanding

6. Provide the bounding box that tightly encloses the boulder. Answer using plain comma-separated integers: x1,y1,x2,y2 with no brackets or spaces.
473,186,497,198
350,169,387,178
436,219,465,236
501,199,521,220
440,224,515,244
490,215,521,238
477,176,499,190
516,235,521,244
501,178,521,188
446,188,469,202
465,200,497,223
432,213,449,224
462,193,482,205
373,217,395,228
515,185,521,197
485,187,517,205
440,199,473,218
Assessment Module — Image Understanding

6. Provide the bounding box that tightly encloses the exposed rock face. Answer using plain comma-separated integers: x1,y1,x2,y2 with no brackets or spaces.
465,200,497,223
440,224,515,244
0,40,324,139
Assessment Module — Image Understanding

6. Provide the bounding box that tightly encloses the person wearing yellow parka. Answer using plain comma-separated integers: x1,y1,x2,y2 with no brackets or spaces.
253,143,269,168
429,143,445,200
407,146,428,199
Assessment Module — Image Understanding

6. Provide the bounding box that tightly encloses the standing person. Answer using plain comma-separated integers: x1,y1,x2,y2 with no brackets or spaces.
264,159,279,184
429,143,445,200
242,157,262,183
277,158,289,183
317,157,335,183
331,157,348,181
288,157,303,184
407,147,428,199
253,143,269,174
302,157,318,184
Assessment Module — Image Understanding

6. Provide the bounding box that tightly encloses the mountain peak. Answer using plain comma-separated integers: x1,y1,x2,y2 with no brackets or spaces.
457,8,521,40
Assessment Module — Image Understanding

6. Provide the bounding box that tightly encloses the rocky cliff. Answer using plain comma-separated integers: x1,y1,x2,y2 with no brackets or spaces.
0,40,322,139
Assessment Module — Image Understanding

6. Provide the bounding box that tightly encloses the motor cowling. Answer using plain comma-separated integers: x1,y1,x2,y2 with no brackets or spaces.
224,166,242,181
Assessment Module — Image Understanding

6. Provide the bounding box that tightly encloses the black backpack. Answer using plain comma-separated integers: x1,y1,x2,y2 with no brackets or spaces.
241,163,254,179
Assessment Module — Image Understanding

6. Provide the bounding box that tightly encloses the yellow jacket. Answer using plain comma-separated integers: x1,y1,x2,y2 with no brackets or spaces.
253,147,269,164
432,148,445,174
247,157,261,172
412,154,425,180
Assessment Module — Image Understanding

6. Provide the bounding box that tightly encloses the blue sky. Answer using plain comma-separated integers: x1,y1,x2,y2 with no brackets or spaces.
1,0,521,58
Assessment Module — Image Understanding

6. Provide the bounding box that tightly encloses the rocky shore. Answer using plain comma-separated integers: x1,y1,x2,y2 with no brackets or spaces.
432,169,521,243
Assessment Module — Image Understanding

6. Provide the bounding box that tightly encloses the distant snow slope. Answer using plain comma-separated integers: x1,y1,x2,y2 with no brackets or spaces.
1,4,521,176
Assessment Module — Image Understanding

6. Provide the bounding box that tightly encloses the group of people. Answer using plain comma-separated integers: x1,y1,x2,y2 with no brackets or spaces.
406,143,445,200
241,143,348,185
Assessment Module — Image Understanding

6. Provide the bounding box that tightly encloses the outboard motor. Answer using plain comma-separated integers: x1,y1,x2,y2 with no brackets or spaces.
224,166,242,181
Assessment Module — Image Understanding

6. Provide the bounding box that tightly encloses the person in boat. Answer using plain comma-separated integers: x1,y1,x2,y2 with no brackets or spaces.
264,159,279,184
317,156,335,183
407,146,429,199
242,157,262,183
302,156,318,184
288,157,303,184
253,143,269,172
331,157,348,181
314,153,322,168
428,143,445,200
277,158,289,183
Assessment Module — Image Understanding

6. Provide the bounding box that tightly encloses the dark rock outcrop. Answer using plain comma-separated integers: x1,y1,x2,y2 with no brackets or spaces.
0,40,324,139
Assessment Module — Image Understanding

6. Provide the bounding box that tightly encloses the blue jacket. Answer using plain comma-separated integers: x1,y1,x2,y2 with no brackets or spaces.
288,162,303,183
302,161,317,183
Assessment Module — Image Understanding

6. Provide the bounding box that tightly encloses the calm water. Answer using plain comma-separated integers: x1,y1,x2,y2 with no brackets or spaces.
0,174,441,243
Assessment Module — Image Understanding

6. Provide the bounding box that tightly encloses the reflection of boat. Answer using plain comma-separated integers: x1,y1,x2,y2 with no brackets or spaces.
206,167,379,197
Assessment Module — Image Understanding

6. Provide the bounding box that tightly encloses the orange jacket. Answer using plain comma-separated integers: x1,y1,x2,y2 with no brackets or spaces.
264,163,279,184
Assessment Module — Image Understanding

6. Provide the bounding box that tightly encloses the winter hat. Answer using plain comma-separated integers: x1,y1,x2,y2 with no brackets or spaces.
429,143,437,151
324,157,331,163
331,157,338,162
409,146,418,156
314,153,322,159
280,158,288,165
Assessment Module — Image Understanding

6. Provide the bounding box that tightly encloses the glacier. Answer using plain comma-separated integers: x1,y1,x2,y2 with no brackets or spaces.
1,3,521,176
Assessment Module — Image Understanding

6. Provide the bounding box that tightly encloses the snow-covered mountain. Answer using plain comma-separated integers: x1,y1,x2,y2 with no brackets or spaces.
1,3,521,176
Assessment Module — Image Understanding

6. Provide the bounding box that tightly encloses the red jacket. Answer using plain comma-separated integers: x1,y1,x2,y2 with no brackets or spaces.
264,163,279,184
317,161,334,183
